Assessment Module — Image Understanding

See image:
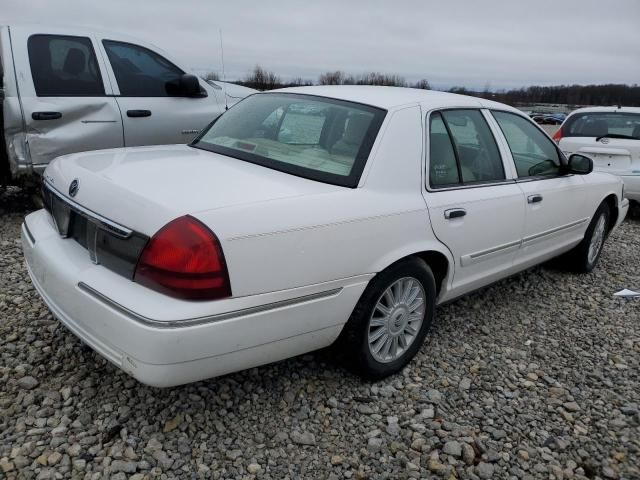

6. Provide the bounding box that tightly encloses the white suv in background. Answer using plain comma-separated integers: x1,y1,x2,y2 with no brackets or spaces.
554,107,640,207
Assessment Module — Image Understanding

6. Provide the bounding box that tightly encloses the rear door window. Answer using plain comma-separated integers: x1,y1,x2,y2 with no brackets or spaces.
492,111,561,178
28,35,105,96
103,40,184,97
428,109,505,187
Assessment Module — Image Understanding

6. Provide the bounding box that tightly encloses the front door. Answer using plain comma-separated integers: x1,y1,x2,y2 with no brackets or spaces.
424,109,525,297
491,111,589,268
99,39,223,146
13,28,123,168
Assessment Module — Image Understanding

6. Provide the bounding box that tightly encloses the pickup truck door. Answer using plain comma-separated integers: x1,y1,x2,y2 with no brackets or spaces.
8,26,123,170
97,39,223,147
424,109,525,299
490,110,590,269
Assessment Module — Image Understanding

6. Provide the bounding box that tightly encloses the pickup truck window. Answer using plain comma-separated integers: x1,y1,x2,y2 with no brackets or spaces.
28,35,105,96
103,40,184,97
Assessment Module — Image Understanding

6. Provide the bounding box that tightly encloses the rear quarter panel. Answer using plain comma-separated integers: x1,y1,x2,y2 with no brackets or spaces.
194,105,452,297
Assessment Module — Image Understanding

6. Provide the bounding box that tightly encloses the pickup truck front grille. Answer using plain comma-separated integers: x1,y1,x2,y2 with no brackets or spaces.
42,180,149,279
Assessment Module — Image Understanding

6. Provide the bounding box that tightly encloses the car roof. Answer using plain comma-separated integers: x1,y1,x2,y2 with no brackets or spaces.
268,85,521,113
569,106,640,115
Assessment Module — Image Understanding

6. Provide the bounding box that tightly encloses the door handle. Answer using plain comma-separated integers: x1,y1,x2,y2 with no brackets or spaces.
527,194,544,204
32,111,62,121
444,208,467,219
127,110,152,118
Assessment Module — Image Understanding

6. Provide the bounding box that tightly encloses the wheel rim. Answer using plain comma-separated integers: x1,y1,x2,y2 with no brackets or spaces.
587,213,607,265
368,277,426,364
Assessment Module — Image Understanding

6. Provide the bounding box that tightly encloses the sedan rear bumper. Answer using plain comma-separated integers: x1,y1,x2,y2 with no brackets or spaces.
22,209,369,387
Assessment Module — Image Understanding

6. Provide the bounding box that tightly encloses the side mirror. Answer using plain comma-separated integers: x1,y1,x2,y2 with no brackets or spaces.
167,74,206,97
567,153,593,175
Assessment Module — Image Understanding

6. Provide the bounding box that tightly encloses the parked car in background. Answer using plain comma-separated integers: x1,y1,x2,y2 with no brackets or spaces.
22,86,628,386
0,24,254,186
554,107,640,206
542,113,566,125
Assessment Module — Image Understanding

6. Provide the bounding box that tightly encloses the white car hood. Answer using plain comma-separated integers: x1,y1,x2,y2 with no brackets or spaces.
43,144,342,235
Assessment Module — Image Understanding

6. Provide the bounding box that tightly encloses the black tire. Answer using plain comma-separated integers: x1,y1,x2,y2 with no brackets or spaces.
336,257,436,380
566,202,611,273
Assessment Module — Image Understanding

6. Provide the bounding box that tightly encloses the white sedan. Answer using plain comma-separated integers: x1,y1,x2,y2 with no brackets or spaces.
22,86,629,387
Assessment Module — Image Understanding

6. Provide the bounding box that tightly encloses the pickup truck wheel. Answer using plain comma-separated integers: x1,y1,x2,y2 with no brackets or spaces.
337,257,436,380
567,202,610,273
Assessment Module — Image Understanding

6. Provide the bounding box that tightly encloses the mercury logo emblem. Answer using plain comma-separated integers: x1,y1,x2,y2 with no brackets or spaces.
69,179,79,197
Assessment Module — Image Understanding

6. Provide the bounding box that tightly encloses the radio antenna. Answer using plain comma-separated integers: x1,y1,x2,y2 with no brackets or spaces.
219,28,228,110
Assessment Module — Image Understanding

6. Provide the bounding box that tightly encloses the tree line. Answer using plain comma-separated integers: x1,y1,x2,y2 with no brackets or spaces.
205,65,640,106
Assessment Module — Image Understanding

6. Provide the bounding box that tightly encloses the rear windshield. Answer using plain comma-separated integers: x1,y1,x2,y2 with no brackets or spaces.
192,93,386,187
564,111,640,139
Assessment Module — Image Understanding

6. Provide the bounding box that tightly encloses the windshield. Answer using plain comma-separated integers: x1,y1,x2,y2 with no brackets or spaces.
192,93,386,187
564,111,640,139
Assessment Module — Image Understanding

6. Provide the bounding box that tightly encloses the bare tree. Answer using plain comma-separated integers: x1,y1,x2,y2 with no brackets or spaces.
242,65,281,90
318,71,346,85
412,79,431,90
204,71,220,81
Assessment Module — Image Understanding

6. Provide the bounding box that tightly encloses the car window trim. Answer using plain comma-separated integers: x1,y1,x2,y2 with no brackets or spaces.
425,107,507,191
489,108,567,181
102,39,187,98
27,33,107,98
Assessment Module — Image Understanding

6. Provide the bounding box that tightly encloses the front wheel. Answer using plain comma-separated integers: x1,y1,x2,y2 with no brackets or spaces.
336,257,436,380
566,202,610,273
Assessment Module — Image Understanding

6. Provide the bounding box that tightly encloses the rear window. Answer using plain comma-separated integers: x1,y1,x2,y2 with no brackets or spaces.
564,112,640,139
193,93,386,187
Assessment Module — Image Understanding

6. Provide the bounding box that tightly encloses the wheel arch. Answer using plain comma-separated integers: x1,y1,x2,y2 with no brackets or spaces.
370,242,453,298
603,193,619,233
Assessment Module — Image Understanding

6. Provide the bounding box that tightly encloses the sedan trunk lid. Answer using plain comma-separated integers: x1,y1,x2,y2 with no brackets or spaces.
43,144,343,235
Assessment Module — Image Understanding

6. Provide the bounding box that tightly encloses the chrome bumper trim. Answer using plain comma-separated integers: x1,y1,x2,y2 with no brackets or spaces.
77,282,343,329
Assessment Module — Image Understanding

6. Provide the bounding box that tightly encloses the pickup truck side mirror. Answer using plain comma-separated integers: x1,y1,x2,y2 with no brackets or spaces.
567,153,593,175
167,74,207,98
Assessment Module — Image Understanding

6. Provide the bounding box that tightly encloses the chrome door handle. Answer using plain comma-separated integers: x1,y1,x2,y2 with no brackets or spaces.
528,194,543,204
444,208,467,219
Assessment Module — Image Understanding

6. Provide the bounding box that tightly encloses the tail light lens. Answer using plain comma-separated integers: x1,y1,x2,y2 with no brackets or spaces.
552,126,563,143
134,216,231,301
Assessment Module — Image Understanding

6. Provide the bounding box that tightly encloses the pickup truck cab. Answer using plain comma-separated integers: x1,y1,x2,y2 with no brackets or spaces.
1,24,252,185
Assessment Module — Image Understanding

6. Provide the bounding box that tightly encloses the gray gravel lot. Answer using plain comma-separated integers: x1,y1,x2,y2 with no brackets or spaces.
1,187,639,480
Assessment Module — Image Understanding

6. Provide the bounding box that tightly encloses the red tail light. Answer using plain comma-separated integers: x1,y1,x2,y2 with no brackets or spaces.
552,126,563,143
134,216,231,301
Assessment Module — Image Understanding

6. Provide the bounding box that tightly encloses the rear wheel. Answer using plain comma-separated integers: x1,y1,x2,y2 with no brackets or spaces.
336,257,436,380
566,202,610,273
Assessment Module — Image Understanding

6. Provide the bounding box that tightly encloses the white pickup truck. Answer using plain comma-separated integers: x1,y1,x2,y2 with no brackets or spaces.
1,24,254,185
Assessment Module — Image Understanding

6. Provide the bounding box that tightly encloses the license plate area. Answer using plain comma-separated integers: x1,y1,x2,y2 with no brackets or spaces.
41,181,149,278
592,153,631,172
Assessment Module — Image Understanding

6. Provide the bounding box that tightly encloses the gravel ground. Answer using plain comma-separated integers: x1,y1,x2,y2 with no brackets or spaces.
1,186,639,480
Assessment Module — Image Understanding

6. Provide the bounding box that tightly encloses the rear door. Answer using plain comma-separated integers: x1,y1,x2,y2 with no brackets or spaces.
98,39,223,146
491,110,590,268
424,108,525,296
10,26,123,168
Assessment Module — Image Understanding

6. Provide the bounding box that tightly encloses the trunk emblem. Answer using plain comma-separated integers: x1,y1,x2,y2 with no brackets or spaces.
69,179,80,197
600,138,610,144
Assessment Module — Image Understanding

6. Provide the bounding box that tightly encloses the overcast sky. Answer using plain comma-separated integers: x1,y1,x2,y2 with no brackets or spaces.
4,0,639,90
